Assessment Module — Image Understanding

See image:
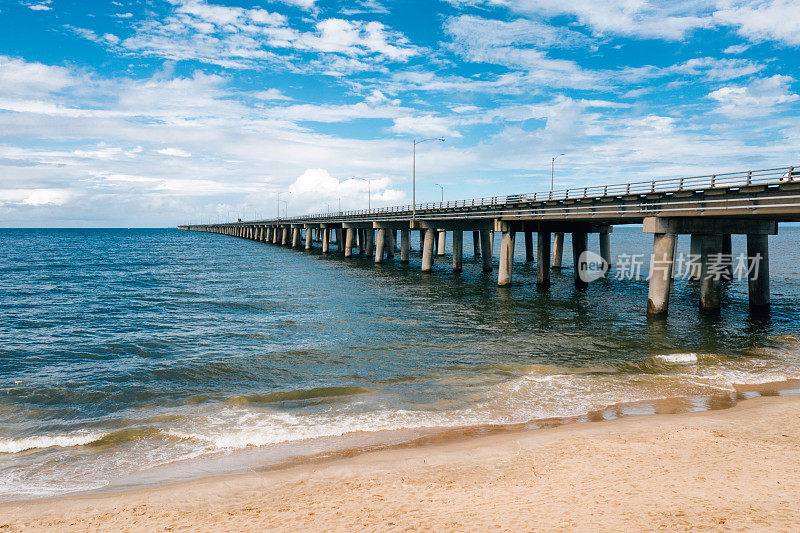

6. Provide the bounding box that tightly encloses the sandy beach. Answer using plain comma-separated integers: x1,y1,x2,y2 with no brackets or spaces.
2,393,799,531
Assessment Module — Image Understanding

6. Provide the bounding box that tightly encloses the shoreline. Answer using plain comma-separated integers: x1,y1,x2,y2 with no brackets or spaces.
3,389,800,530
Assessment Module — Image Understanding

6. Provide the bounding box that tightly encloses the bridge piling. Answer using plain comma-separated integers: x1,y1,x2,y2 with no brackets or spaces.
537,231,551,288
600,231,612,266
436,230,446,256
472,231,481,258
747,234,770,315
422,229,435,272
700,234,724,314
524,231,534,263
305,227,312,250
646,232,677,316
453,230,463,272
344,228,354,257
400,230,410,263
479,230,493,272
375,228,386,263
498,228,516,286
552,232,564,270
386,230,396,259
572,232,588,289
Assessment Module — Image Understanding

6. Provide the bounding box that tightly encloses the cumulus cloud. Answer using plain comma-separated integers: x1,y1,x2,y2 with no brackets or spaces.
714,0,800,47
708,75,799,117
157,147,192,158
287,169,403,213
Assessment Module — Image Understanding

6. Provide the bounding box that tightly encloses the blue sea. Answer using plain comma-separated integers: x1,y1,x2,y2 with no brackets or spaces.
1,227,799,500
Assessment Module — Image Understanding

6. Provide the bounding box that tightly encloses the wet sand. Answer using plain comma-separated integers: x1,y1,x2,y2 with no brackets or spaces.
3,393,800,531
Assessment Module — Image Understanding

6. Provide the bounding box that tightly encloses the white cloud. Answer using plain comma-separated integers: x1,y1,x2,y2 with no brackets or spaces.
714,0,800,47
0,188,72,206
708,75,799,117
157,147,192,158
390,115,460,137
0,55,76,97
723,44,750,54
250,88,292,101
287,169,402,213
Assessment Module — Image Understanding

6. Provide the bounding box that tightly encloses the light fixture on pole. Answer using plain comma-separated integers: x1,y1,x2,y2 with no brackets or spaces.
355,177,374,210
434,183,444,204
412,137,445,222
551,153,565,191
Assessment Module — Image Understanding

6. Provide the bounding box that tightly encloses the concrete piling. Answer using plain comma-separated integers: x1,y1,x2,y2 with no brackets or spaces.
552,232,564,269
699,234,723,315
452,230,463,272
646,232,677,316
537,231,551,288
498,229,516,286
599,231,612,266
400,229,410,263
479,230,493,272
386,230,395,259
524,231,534,263
572,232,588,289
375,228,385,263
437,230,446,256
747,233,770,315
421,229,435,272
473,231,481,258
344,228,354,257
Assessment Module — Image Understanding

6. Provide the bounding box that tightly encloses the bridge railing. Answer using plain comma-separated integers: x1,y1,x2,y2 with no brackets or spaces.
197,165,798,225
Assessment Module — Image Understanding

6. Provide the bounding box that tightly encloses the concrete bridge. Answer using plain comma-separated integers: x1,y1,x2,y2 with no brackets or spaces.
181,165,800,317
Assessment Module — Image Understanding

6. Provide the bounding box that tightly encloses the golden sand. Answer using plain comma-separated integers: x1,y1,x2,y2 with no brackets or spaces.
3,394,800,531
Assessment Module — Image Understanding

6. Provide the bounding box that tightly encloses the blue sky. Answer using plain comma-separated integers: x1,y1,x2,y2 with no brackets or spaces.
1,0,799,226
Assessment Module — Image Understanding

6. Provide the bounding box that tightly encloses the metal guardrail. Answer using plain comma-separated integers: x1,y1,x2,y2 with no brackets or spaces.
192,165,799,226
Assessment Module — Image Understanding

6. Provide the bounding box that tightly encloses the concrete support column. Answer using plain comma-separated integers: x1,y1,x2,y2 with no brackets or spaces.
393,230,398,251
421,229,435,272
747,234,770,315
282,227,289,246
473,231,481,258
357,229,364,254
364,229,374,257
489,232,494,255
689,234,702,280
646,232,677,316
437,230,446,256
344,228,354,258
419,230,425,252
272,227,279,244
452,230,463,272
400,229,410,263
537,231,551,288
386,230,395,259
479,230,493,272
722,233,733,281
375,228,386,263
305,228,312,250
292,228,300,248
572,232,588,289
498,230,516,286
322,228,330,253
336,229,344,253
552,232,564,269
524,231,534,263
699,234,723,315
599,231,612,266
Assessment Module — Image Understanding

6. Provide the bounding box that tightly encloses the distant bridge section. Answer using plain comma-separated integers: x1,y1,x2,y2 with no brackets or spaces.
181,165,800,318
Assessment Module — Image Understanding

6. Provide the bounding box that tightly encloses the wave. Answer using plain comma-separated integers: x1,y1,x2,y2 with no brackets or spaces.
0,432,106,454
225,386,371,406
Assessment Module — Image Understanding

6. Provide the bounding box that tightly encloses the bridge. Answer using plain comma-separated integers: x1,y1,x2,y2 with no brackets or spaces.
180,165,800,318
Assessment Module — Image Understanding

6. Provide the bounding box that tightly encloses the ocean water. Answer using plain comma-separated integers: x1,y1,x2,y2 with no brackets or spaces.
2,227,800,500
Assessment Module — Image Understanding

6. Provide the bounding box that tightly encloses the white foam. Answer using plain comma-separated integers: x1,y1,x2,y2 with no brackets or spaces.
654,353,698,365
0,433,105,454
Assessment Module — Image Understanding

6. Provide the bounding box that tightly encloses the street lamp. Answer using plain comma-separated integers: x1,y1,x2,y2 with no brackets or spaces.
434,183,444,204
281,200,288,218
355,177,374,211
277,191,291,220
413,137,445,222
551,153,565,191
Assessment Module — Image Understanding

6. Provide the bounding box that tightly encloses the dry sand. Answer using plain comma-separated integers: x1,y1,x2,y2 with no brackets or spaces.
3,394,800,532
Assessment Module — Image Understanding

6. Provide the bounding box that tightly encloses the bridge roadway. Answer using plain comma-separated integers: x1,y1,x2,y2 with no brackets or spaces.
181,165,800,317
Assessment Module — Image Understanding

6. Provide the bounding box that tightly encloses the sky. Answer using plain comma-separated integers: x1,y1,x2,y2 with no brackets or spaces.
0,0,799,227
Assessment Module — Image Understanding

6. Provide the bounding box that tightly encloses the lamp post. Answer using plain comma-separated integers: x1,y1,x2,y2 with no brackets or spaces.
281,200,288,218
434,183,444,204
551,153,565,191
355,177,374,210
277,191,291,220
413,137,445,222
